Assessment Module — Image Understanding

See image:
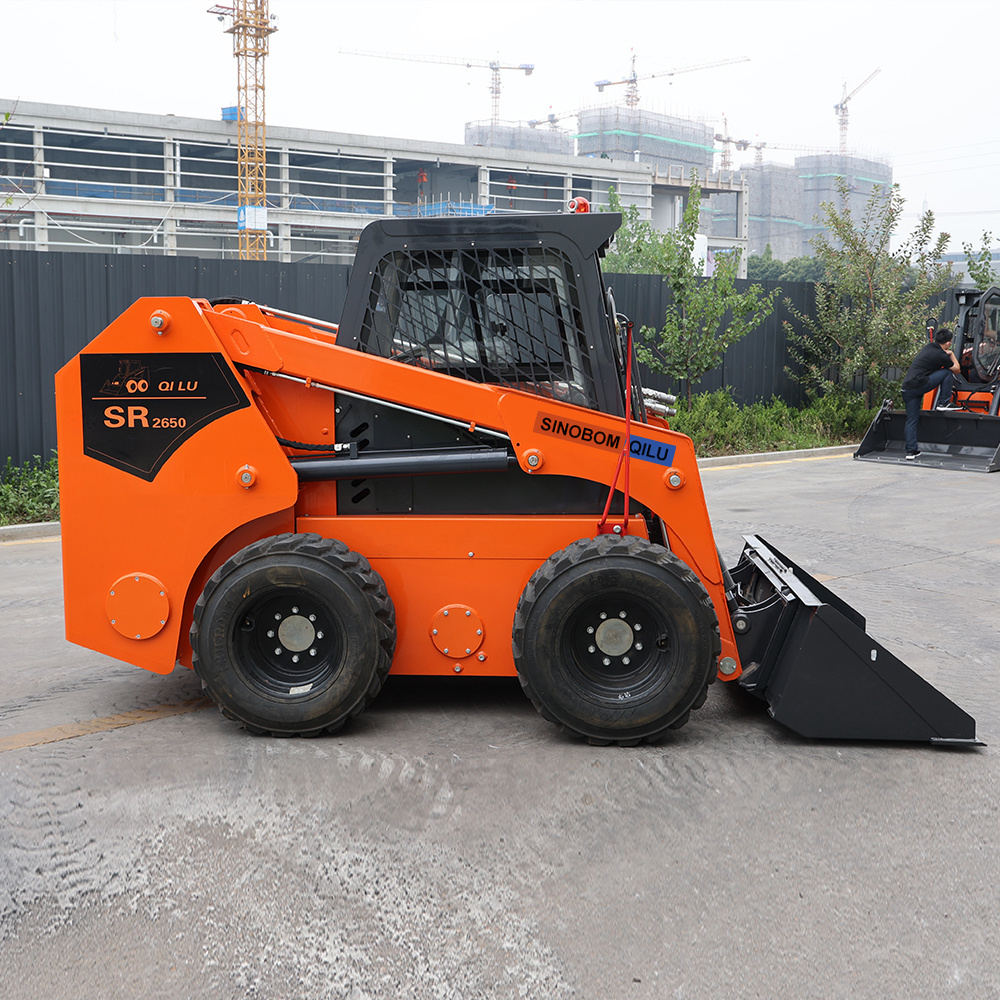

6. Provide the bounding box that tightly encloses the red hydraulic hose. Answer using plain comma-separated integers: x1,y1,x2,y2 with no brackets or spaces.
597,319,634,535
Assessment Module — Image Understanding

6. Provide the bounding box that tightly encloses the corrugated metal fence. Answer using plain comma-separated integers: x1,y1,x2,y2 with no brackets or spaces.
0,249,958,466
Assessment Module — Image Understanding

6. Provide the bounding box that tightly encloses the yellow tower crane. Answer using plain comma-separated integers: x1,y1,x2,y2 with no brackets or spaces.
209,2,277,260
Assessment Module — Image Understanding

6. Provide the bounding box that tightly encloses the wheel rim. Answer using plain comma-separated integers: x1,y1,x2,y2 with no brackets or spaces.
233,590,342,696
563,590,675,704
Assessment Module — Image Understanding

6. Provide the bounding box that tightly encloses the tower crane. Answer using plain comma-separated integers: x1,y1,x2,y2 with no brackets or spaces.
714,116,751,170
747,140,834,166
834,68,880,155
594,53,750,109
340,48,534,143
209,1,277,261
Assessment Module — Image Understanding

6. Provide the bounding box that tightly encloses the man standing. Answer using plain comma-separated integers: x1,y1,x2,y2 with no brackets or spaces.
900,329,961,460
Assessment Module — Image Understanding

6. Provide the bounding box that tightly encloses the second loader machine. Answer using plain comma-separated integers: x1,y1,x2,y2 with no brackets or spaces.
56,210,980,746
856,287,1000,472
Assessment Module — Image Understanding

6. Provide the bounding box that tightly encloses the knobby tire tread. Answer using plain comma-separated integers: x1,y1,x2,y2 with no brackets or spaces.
512,534,720,746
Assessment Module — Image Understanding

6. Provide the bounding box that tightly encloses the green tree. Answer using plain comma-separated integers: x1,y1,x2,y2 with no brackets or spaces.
785,178,954,406
603,181,779,404
600,191,665,274
747,244,784,281
778,255,826,283
748,247,826,284
962,231,999,288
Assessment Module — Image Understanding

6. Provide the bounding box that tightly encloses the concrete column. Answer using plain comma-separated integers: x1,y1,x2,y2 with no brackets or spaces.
32,128,48,251
279,147,289,210
278,221,291,262
33,210,48,251
736,183,749,278
478,165,490,209
163,138,175,202
384,157,394,216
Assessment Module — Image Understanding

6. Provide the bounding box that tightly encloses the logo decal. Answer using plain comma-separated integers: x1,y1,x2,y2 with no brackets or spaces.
628,435,676,467
80,353,250,481
535,412,621,450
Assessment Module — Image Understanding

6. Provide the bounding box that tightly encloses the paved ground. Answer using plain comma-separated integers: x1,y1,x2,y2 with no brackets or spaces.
1,451,998,1000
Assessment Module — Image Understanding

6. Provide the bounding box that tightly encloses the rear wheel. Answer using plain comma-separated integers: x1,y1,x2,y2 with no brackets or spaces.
191,533,395,735
512,535,719,745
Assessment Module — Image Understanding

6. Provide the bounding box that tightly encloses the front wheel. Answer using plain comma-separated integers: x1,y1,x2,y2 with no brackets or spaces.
191,533,396,735
512,535,719,745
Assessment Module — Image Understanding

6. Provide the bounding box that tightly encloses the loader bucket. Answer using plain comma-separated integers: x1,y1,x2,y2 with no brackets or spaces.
854,400,1000,473
727,535,981,745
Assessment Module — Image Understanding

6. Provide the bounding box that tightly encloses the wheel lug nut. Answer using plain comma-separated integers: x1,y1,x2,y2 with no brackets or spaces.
309,614,316,622
599,612,607,620
623,656,630,665
292,606,299,614
619,611,627,618
267,630,275,638
309,649,317,656
586,626,594,634
292,655,299,663
588,645,596,653
603,657,611,666
274,647,282,655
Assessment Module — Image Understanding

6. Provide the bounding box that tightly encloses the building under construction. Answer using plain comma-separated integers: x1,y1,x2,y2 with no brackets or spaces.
706,153,893,258
575,106,716,176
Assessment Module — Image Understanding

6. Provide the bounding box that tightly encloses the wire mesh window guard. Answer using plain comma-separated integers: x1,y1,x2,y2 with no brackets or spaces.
972,292,1000,383
360,244,598,409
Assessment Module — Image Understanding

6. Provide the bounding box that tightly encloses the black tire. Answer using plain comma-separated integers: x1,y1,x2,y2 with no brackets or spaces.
191,533,396,735
512,535,720,745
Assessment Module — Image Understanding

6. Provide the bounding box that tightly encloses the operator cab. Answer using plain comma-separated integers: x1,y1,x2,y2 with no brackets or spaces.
339,212,630,419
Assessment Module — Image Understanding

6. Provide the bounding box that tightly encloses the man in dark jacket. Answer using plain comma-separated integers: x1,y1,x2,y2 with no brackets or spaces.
900,330,961,459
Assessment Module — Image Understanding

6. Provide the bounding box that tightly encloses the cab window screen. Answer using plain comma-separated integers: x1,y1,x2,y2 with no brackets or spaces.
360,245,597,408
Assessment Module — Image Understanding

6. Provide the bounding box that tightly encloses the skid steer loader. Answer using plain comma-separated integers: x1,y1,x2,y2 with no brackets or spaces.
56,211,980,746
856,287,1000,472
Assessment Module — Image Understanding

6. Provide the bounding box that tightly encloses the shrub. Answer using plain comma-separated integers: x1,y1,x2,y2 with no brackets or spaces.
669,389,876,458
0,453,60,526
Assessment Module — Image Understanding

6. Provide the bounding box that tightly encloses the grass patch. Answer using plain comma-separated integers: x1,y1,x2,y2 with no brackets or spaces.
0,453,60,526
670,390,876,458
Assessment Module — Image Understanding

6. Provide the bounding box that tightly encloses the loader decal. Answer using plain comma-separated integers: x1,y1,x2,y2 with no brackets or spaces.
628,435,677,468
80,352,250,481
535,412,621,450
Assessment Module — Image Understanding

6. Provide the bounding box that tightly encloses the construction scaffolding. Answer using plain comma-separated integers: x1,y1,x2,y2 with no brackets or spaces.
575,107,715,175
707,153,892,258
464,120,574,156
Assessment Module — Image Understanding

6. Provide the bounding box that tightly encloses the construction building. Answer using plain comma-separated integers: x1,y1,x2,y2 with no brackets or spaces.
0,98,748,271
705,153,893,258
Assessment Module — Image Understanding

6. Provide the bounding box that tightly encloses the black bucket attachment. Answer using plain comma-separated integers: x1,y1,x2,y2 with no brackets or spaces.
854,400,1000,473
727,535,982,745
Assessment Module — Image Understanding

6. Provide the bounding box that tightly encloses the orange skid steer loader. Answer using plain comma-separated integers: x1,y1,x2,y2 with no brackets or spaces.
856,287,1000,472
56,213,980,746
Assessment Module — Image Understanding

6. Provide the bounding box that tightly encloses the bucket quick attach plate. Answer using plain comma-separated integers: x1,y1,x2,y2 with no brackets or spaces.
855,401,1000,473
728,535,982,746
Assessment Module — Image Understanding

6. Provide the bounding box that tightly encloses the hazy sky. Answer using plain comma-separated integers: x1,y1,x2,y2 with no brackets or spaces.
3,0,998,250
